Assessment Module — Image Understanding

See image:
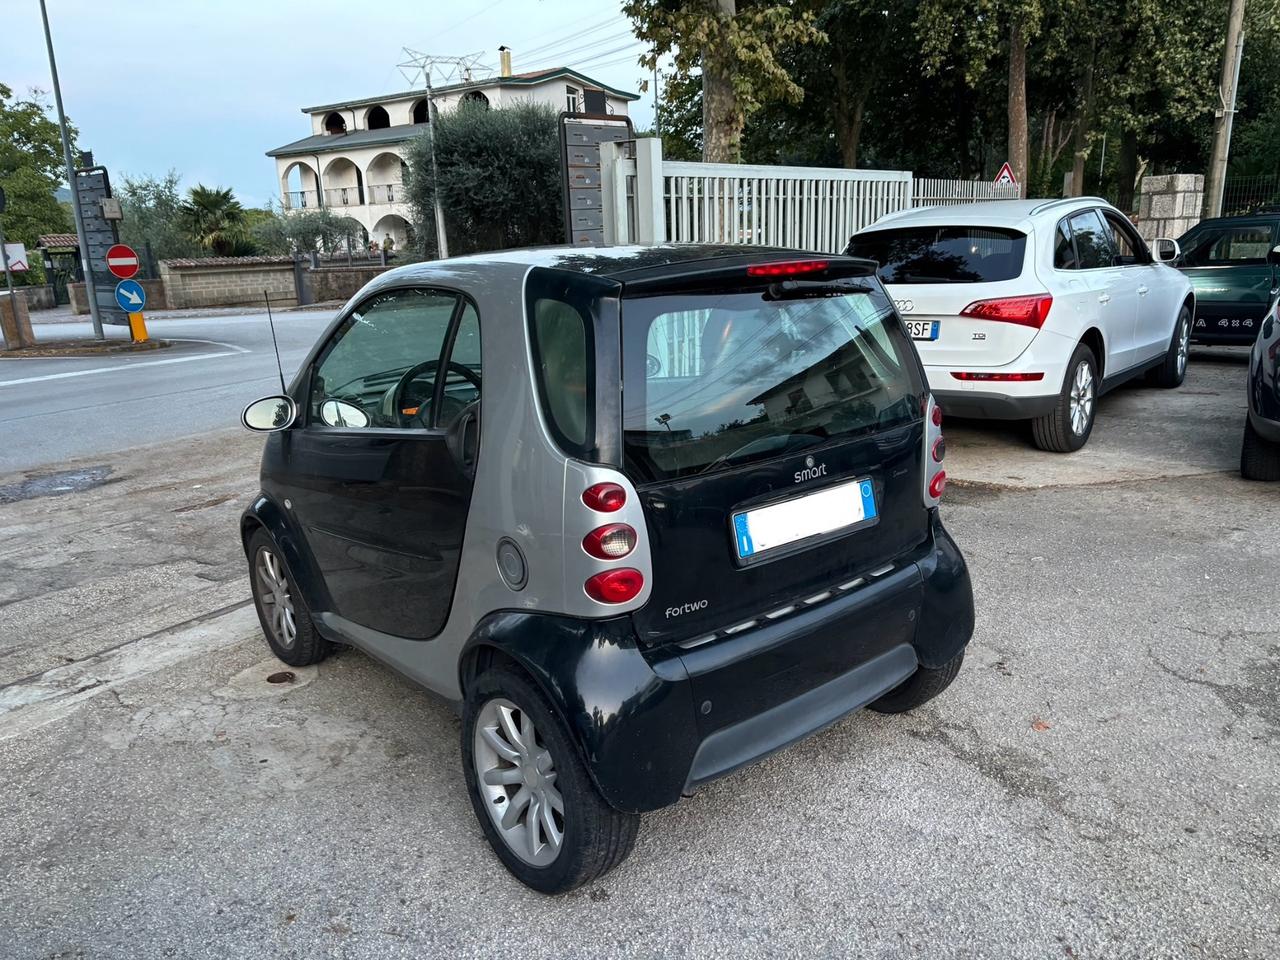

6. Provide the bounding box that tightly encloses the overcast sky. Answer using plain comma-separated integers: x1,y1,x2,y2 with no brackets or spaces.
5,0,656,207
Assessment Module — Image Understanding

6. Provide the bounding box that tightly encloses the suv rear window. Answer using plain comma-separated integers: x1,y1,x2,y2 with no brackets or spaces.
847,226,1027,283
621,283,924,482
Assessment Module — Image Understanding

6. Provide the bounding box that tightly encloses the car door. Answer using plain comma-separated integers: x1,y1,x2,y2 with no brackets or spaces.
1102,209,1173,362
267,286,482,640
1180,220,1279,341
1068,209,1139,372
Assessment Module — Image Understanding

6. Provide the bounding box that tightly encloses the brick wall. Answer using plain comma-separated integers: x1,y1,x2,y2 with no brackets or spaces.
159,258,296,309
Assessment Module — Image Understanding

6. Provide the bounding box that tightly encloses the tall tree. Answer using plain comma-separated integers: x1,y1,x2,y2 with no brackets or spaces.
624,0,824,162
180,185,247,256
117,171,202,261
0,84,76,280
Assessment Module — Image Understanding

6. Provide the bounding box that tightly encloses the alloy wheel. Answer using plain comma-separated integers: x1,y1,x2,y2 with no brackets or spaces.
255,548,297,649
1069,360,1095,436
473,697,565,866
1177,316,1190,377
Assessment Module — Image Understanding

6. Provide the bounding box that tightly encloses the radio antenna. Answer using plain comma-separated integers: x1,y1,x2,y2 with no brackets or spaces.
263,290,287,393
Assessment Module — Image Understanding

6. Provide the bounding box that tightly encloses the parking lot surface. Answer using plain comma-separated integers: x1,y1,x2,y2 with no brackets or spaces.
2,348,1277,959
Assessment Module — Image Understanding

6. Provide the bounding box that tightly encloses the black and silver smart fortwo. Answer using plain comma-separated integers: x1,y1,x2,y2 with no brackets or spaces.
239,245,975,893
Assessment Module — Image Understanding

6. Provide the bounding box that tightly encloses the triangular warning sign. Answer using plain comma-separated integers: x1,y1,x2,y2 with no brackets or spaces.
993,162,1018,186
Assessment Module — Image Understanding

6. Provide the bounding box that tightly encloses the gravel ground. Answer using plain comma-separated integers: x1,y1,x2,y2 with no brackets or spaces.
0,349,1276,959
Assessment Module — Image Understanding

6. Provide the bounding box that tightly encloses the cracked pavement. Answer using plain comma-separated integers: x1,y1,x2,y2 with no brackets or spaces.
0,346,1277,959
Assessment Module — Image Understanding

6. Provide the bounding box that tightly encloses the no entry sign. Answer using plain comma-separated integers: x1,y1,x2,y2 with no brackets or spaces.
105,243,140,280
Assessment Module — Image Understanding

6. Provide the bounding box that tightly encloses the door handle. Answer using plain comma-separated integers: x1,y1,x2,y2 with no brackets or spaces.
1137,285,1149,296
1098,294,1111,304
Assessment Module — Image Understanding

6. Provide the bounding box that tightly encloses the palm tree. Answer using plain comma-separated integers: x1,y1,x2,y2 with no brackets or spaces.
180,185,247,256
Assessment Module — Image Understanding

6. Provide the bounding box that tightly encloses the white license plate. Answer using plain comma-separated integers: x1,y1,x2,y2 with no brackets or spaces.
732,478,878,560
906,320,940,341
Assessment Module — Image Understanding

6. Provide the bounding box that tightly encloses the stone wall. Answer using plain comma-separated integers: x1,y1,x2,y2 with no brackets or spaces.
18,285,56,311
307,264,396,303
1,291,35,349
1136,174,1204,243
159,258,296,309
69,278,168,315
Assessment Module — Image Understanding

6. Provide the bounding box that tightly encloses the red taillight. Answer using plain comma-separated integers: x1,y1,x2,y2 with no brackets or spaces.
960,294,1053,329
584,568,644,604
582,523,637,560
950,371,1046,382
746,259,830,277
931,403,943,426
582,482,626,512
931,438,945,462
928,471,947,499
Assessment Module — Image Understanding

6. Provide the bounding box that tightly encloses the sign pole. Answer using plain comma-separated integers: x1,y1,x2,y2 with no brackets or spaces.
39,0,104,340
0,216,14,352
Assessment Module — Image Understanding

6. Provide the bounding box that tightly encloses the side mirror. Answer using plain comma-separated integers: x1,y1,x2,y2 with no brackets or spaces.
242,395,297,432
1268,244,1280,267
319,398,370,428
1152,237,1181,263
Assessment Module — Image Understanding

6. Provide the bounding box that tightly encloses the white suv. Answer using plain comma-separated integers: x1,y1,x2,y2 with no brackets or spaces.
847,198,1195,451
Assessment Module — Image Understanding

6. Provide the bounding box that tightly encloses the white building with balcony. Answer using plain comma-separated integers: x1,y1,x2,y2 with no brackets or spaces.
266,60,638,249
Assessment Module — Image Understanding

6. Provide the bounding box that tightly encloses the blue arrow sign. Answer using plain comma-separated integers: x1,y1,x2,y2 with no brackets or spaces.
114,279,146,313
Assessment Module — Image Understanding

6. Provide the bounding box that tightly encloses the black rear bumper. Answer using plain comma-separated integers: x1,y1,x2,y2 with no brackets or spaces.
463,513,974,813
932,389,1057,420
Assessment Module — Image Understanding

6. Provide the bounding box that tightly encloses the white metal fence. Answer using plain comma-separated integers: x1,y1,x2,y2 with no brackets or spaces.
601,139,1021,253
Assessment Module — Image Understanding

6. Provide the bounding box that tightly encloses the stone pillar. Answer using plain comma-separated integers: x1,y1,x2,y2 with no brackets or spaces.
1135,174,1204,243
1,291,35,349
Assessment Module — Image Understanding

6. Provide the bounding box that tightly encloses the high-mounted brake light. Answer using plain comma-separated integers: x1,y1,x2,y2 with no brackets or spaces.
950,371,1046,382
746,259,830,277
582,523,637,560
960,294,1053,329
584,568,645,604
582,482,626,512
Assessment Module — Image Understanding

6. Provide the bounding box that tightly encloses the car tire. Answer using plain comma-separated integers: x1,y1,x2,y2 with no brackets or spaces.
246,528,333,667
867,647,966,714
1241,418,1280,481
1031,343,1098,453
461,667,640,894
1151,303,1191,388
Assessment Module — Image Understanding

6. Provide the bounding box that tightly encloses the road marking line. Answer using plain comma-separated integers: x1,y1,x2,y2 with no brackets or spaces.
0,350,239,387
0,603,258,741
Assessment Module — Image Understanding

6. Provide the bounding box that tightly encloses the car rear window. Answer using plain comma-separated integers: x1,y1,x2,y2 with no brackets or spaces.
846,226,1027,283
621,282,925,483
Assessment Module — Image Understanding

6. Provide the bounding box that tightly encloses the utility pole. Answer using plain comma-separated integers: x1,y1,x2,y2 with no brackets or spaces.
0,189,14,352
424,74,449,259
39,0,104,339
1204,0,1246,220
653,57,661,135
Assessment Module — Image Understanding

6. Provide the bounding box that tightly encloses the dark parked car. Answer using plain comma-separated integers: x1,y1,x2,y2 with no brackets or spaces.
1177,211,1280,344
238,245,974,893
1242,245,1280,480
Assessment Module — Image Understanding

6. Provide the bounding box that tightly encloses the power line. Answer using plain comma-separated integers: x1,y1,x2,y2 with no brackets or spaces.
431,0,510,43
518,12,620,52
519,40,645,76
521,21,632,60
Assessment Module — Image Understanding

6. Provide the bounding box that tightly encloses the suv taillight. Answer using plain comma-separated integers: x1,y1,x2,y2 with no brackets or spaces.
960,294,1053,329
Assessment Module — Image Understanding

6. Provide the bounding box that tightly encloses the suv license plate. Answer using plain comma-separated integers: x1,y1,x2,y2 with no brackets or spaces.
906,320,939,341
732,478,878,560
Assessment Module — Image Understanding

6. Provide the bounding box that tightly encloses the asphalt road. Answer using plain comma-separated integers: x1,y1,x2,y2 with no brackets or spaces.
1,344,1276,959
0,311,334,474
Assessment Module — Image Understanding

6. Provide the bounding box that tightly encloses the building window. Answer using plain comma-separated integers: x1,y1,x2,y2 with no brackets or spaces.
566,85,580,113
324,112,347,135
367,105,390,130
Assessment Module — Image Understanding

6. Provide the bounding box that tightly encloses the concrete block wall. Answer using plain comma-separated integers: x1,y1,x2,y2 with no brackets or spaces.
69,278,169,315
159,259,296,309
1136,173,1204,242
308,264,395,303
1,291,35,349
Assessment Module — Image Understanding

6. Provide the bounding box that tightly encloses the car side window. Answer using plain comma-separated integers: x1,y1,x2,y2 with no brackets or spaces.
1053,220,1079,269
1069,210,1116,269
1182,224,1276,266
530,297,591,452
1102,212,1144,264
310,288,460,430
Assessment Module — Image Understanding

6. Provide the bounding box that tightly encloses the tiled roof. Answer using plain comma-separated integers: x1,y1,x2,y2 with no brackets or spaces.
161,256,296,268
38,233,79,249
267,124,421,158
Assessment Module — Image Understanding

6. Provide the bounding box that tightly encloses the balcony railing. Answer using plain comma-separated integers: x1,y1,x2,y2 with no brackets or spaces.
368,183,403,205
283,190,319,210
323,187,363,207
